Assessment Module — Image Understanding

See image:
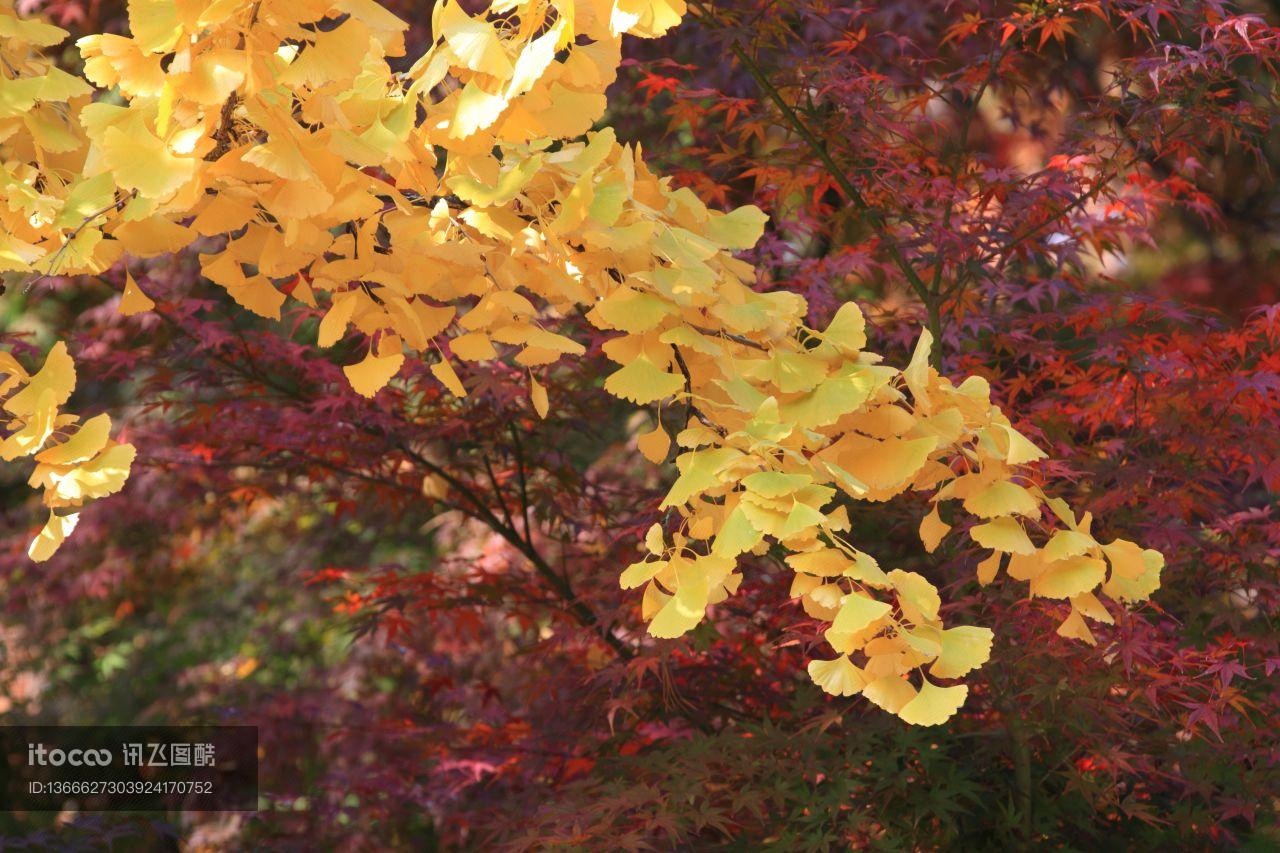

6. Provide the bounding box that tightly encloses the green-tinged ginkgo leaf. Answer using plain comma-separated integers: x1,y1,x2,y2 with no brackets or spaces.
930,626,994,679
704,204,767,250
711,505,762,558
831,593,893,637
1102,548,1163,603
604,354,684,405
821,302,867,353
648,591,703,638
888,569,941,621
661,447,740,508
620,558,665,590
590,289,675,333
743,471,812,498
897,682,968,726
647,559,711,638
999,424,1047,465
778,499,829,539
449,154,543,207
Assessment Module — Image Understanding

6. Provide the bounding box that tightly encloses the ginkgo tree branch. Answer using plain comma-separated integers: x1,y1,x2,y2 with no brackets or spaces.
149,304,635,660
507,423,535,547
24,189,137,292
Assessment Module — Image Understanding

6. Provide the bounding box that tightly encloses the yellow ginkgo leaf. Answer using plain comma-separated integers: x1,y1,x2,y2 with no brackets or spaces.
4,342,75,417
807,656,867,697
963,480,1040,519
530,375,549,418
119,270,155,316
430,357,468,398
437,0,513,75
1056,609,1096,645
919,505,950,553
1,12,70,46
976,552,1003,586
35,413,112,465
344,349,405,398
113,218,193,257
785,549,848,578
48,441,135,502
897,681,968,726
125,0,180,53
644,523,665,555
862,675,918,715
612,0,688,38
1101,538,1147,579
970,516,1035,555
226,277,287,320
318,294,358,348
28,511,79,563
1043,529,1096,562
1070,591,1115,625
830,435,937,493
1029,555,1106,600
451,81,508,138
451,332,498,362
636,422,671,464
0,389,57,460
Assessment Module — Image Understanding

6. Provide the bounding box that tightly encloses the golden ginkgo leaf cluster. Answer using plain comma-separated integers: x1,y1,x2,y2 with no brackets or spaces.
0,0,1159,724
0,343,135,561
